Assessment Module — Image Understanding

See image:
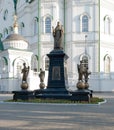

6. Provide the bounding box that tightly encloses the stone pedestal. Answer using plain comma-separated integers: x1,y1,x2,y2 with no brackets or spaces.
71,89,92,102
47,49,68,89
35,49,71,99
12,90,34,101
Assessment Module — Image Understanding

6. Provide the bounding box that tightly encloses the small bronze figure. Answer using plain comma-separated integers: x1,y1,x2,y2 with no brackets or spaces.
52,22,64,50
39,68,45,83
21,63,29,83
77,61,83,81
77,59,91,89
84,67,91,83
21,63,29,90
39,68,45,89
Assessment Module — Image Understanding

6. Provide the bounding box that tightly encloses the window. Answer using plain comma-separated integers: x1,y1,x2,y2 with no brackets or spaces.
16,62,23,75
33,17,38,35
31,55,38,72
0,57,8,73
45,17,51,33
45,56,49,70
19,22,25,35
104,55,111,73
3,9,8,20
16,61,24,77
13,58,27,78
80,13,90,33
104,16,111,34
82,15,88,32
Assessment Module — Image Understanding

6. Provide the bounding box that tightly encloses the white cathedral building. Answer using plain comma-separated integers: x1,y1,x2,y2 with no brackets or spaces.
0,0,114,92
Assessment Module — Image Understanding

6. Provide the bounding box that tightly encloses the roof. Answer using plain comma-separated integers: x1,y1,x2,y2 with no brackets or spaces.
3,34,28,43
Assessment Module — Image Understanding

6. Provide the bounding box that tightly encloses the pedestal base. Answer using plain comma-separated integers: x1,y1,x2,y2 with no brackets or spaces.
35,49,71,100
12,90,35,101
71,89,92,102
35,88,71,99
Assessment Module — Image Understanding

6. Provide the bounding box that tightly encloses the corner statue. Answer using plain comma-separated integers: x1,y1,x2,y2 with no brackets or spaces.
77,60,91,83
21,63,29,90
77,58,91,89
52,22,64,50
21,63,29,83
39,68,45,83
39,68,45,89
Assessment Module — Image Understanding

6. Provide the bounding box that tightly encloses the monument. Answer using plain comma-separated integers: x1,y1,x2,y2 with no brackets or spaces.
13,63,34,100
35,22,71,99
11,0,35,100
77,56,91,89
71,56,93,102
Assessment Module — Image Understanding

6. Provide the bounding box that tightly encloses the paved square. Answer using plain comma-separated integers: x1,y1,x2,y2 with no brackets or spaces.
0,93,114,130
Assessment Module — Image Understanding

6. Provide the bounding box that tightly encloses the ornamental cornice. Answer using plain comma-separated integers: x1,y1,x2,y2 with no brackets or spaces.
73,0,98,6
7,49,33,56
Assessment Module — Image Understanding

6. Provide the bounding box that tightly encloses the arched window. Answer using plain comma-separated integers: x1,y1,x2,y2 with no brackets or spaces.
45,56,49,70
104,55,111,73
82,15,88,32
45,17,51,33
31,55,38,72
16,62,23,76
104,16,111,34
3,9,8,20
33,17,38,35
13,58,28,78
19,22,25,35
0,57,8,73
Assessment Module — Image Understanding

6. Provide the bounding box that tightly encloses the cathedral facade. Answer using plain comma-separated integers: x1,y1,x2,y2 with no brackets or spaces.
0,0,114,92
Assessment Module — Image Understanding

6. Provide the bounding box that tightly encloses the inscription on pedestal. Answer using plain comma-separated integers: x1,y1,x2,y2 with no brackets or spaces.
52,66,61,80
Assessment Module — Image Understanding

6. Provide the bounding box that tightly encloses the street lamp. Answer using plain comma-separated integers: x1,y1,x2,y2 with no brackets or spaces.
85,35,88,54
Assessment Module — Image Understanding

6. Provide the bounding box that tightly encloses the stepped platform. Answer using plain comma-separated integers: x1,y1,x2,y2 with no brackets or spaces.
35,88,71,99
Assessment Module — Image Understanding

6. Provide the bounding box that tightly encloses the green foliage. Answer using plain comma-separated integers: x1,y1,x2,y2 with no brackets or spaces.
7,97,104,104
90,97,104,104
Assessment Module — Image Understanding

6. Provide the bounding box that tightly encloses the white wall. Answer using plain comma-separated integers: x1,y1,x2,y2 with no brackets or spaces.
1,0,114,92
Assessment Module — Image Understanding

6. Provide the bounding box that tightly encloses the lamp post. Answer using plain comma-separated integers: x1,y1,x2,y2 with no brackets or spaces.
85,35,88,54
